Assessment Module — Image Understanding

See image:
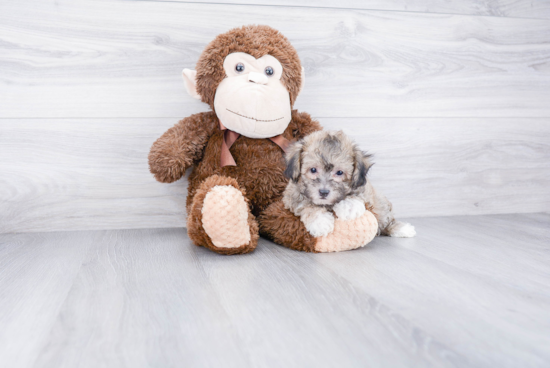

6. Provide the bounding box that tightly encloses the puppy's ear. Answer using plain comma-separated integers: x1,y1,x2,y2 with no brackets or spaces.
351,148,374,189
284,141,303,182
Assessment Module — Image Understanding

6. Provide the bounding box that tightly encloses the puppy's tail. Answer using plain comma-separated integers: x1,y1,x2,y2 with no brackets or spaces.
382,221,416,238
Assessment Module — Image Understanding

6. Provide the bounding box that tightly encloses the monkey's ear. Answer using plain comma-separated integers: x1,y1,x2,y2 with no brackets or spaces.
351,148,373,189
299,66,305,95
182,69,201,100
284,141,303,183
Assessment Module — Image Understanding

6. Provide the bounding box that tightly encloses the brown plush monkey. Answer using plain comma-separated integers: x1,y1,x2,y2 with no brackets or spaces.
148,25,378,255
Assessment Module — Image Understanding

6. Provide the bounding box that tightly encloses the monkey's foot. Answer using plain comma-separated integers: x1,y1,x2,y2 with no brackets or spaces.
314,210,378,253
187,175,258,255
202,185,251,248
259,201,378,253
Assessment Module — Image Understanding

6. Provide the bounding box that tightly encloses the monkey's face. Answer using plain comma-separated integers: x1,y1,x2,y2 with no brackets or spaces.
213,52,292,139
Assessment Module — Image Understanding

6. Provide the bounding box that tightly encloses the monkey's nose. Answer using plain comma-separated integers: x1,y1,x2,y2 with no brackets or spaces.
319,189,330,198
248,72,269,85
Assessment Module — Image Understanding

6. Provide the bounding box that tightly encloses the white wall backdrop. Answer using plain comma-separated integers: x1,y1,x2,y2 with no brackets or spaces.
1,0,549,233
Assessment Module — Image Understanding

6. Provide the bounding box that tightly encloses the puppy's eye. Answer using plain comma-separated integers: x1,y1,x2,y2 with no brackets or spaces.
235,63,245,73
336,170,344,176
310,168,317,173
265,66,274,76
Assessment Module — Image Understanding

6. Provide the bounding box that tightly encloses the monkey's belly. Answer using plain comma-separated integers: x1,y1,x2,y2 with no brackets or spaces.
225,138,288,214
189,136,288,216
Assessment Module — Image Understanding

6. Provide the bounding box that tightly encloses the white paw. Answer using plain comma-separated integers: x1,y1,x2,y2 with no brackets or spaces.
305,212,335,237
333,198,366,221
390,223,416,238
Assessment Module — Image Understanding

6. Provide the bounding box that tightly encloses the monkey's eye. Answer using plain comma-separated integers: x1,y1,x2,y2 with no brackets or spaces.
310,168,317,173
264,66,274,76
235,63,245,73
336,170,344,176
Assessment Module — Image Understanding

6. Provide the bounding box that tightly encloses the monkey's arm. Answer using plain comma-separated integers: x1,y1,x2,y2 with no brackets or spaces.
290,110,323,139
148,112,217,183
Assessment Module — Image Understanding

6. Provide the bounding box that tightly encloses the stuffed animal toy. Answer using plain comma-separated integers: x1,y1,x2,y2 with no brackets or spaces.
148,25,379,255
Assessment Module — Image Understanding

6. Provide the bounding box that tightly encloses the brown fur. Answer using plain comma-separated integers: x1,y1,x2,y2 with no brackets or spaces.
184,110,321,216
149,108,322,252
258,201,318,252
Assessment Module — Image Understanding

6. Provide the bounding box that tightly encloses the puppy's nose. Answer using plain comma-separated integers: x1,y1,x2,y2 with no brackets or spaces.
319,189,330,198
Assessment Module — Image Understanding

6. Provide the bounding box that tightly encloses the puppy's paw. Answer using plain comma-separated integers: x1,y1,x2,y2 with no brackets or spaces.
389,222,416,238
333,198,366,221
304,212,335,237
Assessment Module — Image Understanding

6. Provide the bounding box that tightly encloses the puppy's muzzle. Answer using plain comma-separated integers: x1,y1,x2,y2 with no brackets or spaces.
319,189,330,199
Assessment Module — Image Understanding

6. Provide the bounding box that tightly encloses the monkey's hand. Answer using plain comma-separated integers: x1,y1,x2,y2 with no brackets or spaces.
148,145,188,184
333,197,366,221
148,113,217,183
302,210,335,237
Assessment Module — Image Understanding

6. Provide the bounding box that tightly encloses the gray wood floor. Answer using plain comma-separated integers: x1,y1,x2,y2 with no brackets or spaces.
1,213,549,368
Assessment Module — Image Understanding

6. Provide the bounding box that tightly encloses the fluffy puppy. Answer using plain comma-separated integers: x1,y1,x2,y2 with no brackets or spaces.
283,130,416,238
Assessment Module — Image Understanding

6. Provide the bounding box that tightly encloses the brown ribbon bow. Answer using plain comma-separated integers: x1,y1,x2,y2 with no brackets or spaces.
219,120,291,167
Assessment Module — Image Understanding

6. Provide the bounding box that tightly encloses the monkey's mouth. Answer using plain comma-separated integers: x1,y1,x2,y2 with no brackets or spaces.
226,108,284,122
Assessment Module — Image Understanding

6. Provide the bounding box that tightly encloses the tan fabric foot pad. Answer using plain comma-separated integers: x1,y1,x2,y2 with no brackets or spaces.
315,211,378,253
201,185,251,248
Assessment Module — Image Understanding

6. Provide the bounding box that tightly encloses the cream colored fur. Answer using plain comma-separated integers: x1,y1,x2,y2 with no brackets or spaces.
333,197,366,221
183,53,306,139
315,211,378,252
201,185,251,248
283,130,416,239
214,53,291,138
300,207,335,237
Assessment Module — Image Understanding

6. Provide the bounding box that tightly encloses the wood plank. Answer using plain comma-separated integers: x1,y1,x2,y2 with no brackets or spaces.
0,118,189,233
32,228,249,368
1,0,550,118
323,117,550,218
1,214,549,367
312,213,550,367
1,117,548,233
25,228,463,367
194,237,463,367
157,0,550,20
0,231,95,368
